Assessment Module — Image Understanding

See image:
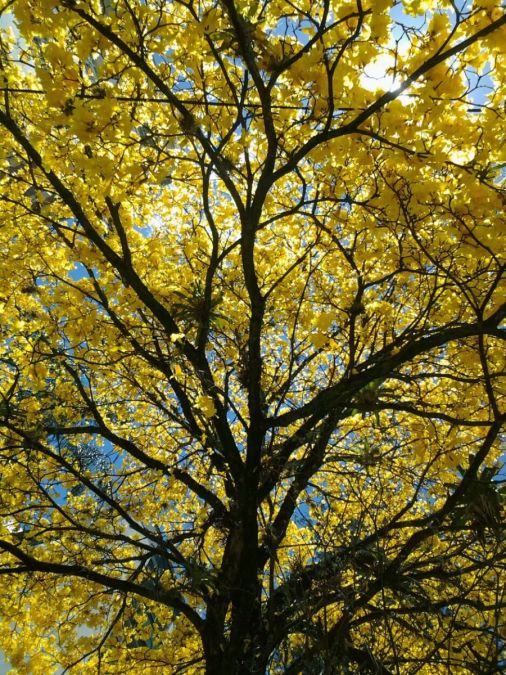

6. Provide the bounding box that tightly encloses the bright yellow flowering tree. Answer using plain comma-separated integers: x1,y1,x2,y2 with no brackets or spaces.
0,0,505,672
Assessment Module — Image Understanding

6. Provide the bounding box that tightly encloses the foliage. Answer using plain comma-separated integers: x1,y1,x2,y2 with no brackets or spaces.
0,0,505,673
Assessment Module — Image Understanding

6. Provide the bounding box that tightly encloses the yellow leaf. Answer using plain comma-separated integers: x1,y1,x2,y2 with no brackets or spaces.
312,311,334,331
310,331,328,349
196,395,217,418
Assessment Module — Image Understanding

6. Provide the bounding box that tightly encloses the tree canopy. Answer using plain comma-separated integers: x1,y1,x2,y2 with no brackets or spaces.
0,0,505,673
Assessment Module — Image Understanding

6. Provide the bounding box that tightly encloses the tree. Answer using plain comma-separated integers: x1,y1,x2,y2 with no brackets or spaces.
0,0,505,672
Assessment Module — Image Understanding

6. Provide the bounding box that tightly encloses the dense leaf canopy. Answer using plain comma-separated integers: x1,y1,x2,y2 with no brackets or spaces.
0,0,505,673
